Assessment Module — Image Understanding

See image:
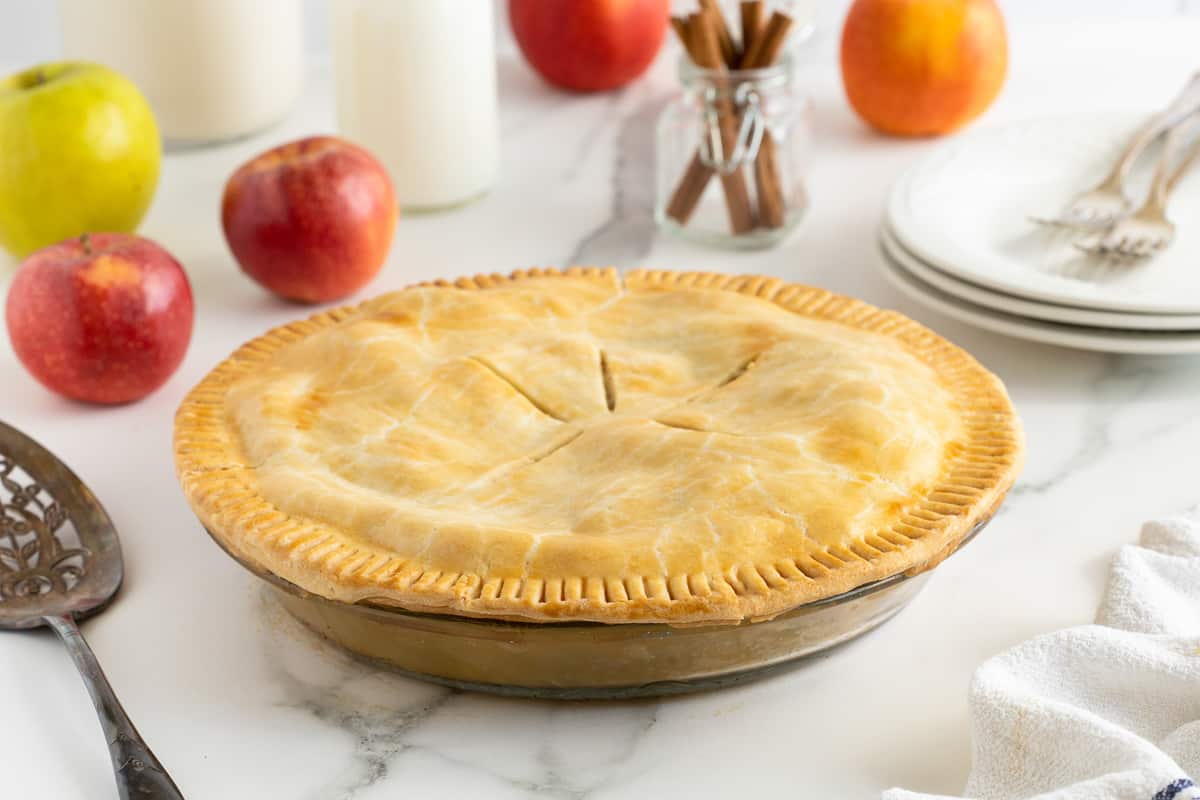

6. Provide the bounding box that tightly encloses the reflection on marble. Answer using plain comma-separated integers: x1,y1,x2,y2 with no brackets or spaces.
261,594,452,798
568,94,667,267
262,594,666,799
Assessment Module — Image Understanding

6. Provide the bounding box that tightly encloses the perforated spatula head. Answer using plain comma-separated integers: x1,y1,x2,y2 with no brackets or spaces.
0,420,123,630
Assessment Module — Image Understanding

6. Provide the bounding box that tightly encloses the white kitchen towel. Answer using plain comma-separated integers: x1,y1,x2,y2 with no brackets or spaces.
884,511,1200,800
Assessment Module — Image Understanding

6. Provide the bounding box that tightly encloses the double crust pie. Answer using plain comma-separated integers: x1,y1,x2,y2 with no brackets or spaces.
175,268,1022,625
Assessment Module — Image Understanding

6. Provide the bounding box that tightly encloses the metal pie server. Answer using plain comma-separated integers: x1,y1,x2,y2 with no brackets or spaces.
0,420,183,799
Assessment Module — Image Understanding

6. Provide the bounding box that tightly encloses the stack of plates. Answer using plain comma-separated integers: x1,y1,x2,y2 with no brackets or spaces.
880,114,1200,355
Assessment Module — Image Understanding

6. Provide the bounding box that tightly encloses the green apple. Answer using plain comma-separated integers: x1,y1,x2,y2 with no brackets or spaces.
0,62,161,258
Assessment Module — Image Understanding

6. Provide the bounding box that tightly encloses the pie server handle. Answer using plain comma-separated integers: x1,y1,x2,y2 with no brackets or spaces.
45,614,186,800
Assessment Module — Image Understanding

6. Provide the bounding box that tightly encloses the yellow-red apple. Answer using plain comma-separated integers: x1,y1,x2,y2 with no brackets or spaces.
5,233,193,404
221,136,398,304
841,0,1007,137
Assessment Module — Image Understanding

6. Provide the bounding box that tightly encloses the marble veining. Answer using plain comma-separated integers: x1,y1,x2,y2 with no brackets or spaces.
263,593,661,799
1014,355,1200,498
263,597,457,799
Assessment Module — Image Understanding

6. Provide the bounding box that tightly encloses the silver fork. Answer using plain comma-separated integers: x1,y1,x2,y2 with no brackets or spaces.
1030,71,1200,231
1076,126,1200,258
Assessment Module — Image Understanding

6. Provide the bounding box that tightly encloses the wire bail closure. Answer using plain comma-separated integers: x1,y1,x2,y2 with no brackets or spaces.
698,82,765,174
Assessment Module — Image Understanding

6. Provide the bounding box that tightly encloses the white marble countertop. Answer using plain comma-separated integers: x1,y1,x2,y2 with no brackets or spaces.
4,17,1200,799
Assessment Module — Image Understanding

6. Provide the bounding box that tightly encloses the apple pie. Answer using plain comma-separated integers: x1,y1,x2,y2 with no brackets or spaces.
175,268,1022,625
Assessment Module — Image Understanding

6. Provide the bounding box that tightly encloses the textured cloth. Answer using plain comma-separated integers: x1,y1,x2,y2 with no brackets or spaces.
885,512,1200,800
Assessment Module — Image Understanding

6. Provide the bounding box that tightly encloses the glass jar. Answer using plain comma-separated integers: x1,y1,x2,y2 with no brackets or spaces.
656,56,812,249
59,0,303,148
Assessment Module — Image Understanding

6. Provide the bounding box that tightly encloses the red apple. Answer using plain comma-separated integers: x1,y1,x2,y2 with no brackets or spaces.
509,0,670,92
221,136,398,304
5,233,194,404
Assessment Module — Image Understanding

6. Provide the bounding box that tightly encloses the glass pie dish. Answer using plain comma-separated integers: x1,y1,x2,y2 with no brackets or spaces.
205,519,988,700
177,269,1021,698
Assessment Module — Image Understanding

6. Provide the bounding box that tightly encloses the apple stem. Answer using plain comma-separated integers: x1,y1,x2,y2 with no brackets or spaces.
17,68,48,90
80,233,92,255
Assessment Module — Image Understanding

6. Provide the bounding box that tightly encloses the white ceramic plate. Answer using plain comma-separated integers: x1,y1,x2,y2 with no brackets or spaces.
878,234,1200,354
886,112,1200,315
880,223,1200,331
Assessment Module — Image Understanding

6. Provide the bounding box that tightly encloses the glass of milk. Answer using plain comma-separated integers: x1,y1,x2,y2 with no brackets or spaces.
330,0,500,212
59,0,303,148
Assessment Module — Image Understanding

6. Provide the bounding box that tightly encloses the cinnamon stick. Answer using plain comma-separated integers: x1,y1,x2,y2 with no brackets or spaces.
755,135,786,228
742,10,792,72
689,12,755,234
736,4,785,228
664,156,716,228
664,15,714,227
738,1,764,67
699,0,737,66
746,11,794,229
670,16,697,61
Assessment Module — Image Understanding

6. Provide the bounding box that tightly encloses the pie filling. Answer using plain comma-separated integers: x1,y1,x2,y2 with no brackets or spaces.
176,269,1022,624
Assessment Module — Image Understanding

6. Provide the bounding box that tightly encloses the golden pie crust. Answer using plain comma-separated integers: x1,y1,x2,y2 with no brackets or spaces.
175,268,1022,625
